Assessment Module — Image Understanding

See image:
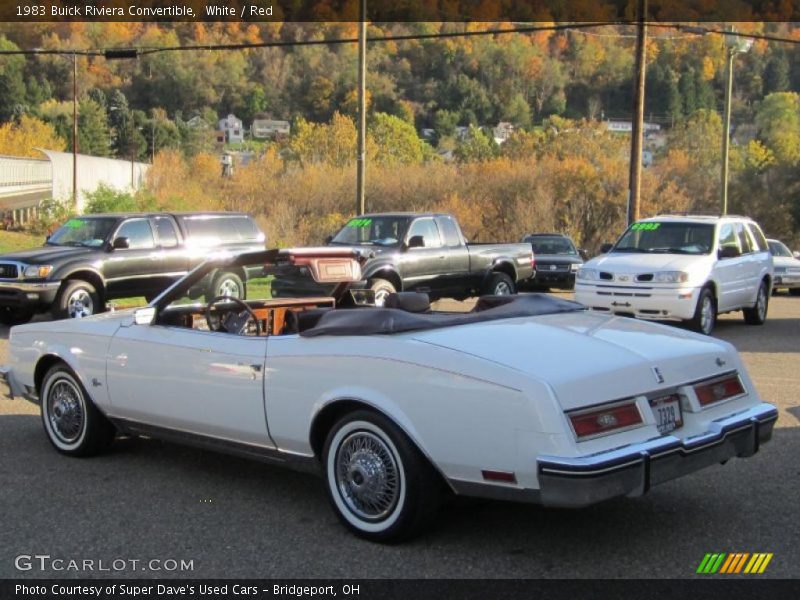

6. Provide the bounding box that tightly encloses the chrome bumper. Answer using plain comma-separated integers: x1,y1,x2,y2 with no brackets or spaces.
0,281,60,292
537,403,778,508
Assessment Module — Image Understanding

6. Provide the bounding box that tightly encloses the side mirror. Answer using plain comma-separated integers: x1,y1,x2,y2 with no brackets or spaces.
112,237,130,250
406,235,425,249
793,251,800,259
579,248,589,260
599,243,613,254
718,246,741,259
324,235,333,245
133,306,155,326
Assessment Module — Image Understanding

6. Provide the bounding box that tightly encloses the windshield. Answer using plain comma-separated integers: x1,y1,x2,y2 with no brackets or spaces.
330,216,411,247
612,222,714,255
768,241,793,258
525,236,578,255
47,217,118,248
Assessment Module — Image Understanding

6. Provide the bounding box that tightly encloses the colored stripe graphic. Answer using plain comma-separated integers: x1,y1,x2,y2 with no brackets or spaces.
700,553,773,574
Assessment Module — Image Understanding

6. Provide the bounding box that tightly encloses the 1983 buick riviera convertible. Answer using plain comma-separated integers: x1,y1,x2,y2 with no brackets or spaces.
1,248,778,542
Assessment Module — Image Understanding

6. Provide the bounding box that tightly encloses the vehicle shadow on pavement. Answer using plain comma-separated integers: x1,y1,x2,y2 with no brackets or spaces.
712,317,800,354
1,412,797,578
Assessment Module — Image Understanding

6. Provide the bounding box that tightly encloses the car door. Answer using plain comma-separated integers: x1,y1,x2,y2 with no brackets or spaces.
103,218,165,298
398,217,447,294
436,215,471,294
735,222,759,305
151,215,190,287
714,222,746,311
105,322,272,447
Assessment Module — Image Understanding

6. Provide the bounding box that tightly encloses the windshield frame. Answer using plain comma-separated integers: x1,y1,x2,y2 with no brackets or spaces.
768,240,793,258
46,216,120,248
611,221,715,256
524,235,579,256
330,216,412,248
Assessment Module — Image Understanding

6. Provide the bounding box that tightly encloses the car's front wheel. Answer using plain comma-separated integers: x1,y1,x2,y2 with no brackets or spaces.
368,278,396,307
40,364,115,456
54,280,101,320
322,410,441,543
743,281,769,325
688,286,716,335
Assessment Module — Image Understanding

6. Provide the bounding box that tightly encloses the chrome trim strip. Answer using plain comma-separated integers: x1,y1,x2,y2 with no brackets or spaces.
108,417,320,474
0,281,60,292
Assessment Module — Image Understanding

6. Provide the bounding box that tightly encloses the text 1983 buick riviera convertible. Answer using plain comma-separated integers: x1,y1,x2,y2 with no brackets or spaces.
1,248,778,542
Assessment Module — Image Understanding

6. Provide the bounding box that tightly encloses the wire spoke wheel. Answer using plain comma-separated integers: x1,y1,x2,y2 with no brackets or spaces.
67,288,94,318
47,379,85,444
335,430,400,521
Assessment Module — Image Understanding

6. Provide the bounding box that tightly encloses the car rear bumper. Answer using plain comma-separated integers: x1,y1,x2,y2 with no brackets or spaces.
530,270,576,288
0,281,60,309
536,402,778,507
575,283,700,321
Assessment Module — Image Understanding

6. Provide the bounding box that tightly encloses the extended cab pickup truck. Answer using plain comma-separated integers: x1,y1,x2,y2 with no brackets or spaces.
0,212,265,325
271,212,535,304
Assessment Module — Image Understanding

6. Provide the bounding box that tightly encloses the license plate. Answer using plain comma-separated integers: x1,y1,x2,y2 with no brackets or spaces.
650,395,683,434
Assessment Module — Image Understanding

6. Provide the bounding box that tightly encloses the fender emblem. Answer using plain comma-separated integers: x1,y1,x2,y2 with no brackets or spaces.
652,367,665,384
91,378,102,387
716,357,726,367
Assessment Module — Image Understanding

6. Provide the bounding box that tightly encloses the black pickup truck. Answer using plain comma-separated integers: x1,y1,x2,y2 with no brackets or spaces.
0,212,265,325
271,212,535,304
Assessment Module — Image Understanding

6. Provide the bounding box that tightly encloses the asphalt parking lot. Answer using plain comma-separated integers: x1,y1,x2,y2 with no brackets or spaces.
1,294,798,579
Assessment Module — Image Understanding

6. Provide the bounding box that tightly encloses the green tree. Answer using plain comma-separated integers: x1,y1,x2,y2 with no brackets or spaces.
763,51,790,95
454,126,497,162
368,113,428,165
501,93,532,129
756,92,800,166
77,99,112,157
0,37,27,121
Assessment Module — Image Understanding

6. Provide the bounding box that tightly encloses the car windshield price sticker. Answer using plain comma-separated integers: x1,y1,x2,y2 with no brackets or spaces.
650,395,683,434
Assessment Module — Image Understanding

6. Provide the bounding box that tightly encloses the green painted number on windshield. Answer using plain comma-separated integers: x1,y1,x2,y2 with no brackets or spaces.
346,218,372,228
631,222,660,231
64,219,84,229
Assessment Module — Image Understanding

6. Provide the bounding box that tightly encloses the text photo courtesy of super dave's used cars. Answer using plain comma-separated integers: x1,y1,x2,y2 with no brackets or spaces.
0,229,780,544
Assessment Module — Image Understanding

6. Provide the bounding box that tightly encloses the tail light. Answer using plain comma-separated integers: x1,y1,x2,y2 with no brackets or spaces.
530,252,536,269
567,399,643,440
694,373,744,406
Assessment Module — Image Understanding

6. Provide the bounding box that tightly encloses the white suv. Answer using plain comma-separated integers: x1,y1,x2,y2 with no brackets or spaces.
575,215,773,335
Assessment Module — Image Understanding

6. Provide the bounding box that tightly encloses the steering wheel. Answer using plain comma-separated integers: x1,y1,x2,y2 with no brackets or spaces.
204,295,261,336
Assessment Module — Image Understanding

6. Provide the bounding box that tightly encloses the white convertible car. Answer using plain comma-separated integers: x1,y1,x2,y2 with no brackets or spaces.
1,248,778,542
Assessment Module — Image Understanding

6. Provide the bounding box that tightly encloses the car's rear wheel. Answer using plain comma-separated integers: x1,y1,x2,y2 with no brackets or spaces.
54,280,100,320
743,281,769,325
40,364,115,456
0,307,34,326
368,278,396,307
688,287,716,335
322,410,441,543
483,272,516,296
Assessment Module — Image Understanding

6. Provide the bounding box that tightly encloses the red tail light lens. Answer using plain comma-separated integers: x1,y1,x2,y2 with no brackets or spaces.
568,400,643,440
694,373,744,406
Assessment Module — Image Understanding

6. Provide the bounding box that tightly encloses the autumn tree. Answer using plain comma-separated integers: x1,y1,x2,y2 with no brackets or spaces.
0,115,66,157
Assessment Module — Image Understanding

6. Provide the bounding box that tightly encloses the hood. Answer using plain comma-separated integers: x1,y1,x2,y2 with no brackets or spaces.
0,245,96,264
11,307,137,335
584,252,712,273
773,256,800,269
534,254,583,265
411,311,737,410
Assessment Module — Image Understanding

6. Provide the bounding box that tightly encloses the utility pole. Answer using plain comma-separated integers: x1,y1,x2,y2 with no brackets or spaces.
721,46,734,215
627,0,647,226
72,53,78,207
356,0,366,216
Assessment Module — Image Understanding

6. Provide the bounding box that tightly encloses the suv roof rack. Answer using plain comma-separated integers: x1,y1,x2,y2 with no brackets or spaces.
652,212,749,219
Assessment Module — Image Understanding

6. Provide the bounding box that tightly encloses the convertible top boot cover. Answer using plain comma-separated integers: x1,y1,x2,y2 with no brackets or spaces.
300,294,584,337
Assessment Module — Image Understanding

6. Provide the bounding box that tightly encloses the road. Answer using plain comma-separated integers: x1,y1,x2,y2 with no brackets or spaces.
1,294,798,579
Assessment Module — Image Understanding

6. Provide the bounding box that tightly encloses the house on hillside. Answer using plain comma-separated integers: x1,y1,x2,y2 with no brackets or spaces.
493,122,515,145
218,114,244,144
251,119,291,139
